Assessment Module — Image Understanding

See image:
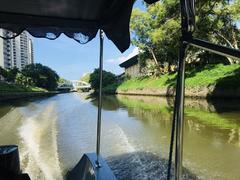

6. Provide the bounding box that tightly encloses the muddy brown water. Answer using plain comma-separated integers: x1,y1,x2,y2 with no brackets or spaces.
0,93,239,180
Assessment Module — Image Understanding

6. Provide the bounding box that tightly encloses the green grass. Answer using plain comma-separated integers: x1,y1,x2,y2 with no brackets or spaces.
0,82,47,92
185,64,240,88
118,64,240,91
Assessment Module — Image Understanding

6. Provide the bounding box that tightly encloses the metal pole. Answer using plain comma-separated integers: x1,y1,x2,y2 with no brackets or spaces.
174,41,187,180
167,76,179,180
96,29,104,168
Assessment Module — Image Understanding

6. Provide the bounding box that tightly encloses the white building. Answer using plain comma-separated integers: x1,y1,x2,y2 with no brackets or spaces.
0,29,12,69
0,29,34,70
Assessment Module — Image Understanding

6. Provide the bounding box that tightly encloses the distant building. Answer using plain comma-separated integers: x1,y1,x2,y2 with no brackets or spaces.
0,29,34,70
0,29,12,69
119,55,140,77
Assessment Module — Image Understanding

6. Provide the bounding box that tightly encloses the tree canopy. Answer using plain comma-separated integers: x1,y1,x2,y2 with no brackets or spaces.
0,67,19,82
22,63,59,90
89,69,117,92
130,0,240,73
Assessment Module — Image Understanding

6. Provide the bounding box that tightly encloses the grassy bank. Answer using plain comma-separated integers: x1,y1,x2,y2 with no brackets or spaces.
117,64,240,96
0,82,47,92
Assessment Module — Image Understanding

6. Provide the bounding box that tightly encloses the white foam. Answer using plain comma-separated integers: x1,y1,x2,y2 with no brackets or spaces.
18,103,63,180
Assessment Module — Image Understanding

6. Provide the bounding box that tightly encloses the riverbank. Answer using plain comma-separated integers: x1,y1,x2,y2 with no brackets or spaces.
0,91,60,101
0,82,61,101
116,64,240,98
0,81,46,93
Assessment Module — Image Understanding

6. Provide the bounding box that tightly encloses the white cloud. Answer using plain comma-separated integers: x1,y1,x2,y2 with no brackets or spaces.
106,47,140,65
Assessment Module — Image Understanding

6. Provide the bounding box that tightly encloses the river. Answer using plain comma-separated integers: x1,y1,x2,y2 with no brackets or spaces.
0,93,240,180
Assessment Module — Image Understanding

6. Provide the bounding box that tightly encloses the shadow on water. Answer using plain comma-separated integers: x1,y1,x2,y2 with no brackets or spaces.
101,95,240,133
89,95,120,111
0,95,57,118
208,67,240,110
0,98,35,118
0,106,12,119
107,152,198,180
207,98,240,113
89,93,240,119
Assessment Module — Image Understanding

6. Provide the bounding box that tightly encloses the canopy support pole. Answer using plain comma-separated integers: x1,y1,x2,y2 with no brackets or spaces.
96,29,104,168
172,0,193,179
174,40,187,180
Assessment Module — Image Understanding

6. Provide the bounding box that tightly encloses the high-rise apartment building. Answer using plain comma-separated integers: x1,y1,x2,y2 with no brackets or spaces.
0,29,12,69
0,29,34,70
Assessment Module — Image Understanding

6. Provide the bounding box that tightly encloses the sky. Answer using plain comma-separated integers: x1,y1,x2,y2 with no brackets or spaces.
34,1,145,80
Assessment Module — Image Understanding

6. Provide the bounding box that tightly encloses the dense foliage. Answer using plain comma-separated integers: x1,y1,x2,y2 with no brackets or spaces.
0,81,45,92
130,0,240,75
15,73,34,87
22,63,59,91
89,69,117,92
0,67,19,82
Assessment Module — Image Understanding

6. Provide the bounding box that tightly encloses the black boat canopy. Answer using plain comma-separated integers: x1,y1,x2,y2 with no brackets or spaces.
0,0,158,52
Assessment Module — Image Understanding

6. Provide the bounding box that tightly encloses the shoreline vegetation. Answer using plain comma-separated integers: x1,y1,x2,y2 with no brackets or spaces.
0,63,62,101
0,82,60,101
0,81,47,93
114,0,239,99
100,64,240,99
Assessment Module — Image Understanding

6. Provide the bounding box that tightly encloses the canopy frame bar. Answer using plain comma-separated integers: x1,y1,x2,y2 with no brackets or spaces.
187,37,240,59
171,0,240,180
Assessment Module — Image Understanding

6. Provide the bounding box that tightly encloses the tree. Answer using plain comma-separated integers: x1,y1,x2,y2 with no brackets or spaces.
195,0,240,64
89,69,117,91
6,67,19,82
131,1,180,72
0,67,19,82
22,63,59,90
0,67,8,79
130,0,240,72
15,73,33,87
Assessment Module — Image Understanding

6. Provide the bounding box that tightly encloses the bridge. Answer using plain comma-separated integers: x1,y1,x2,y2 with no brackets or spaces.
57,82,74,92
71,80,91,92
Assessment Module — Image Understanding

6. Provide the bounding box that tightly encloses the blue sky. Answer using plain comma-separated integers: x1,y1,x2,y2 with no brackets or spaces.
34,1,144,80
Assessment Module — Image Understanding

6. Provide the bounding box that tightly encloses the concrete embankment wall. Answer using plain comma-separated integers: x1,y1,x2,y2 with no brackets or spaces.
117,86,240,99
0,92,60,101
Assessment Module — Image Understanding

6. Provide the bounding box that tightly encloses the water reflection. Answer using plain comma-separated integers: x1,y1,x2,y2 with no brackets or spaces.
113,95,240,179
0,93,239,179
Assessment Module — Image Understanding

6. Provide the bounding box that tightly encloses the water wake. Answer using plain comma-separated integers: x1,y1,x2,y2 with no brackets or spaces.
108,152,198,180
18,102,62,180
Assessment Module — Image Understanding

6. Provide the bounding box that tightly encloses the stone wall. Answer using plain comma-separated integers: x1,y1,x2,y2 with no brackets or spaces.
117,86,240,99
